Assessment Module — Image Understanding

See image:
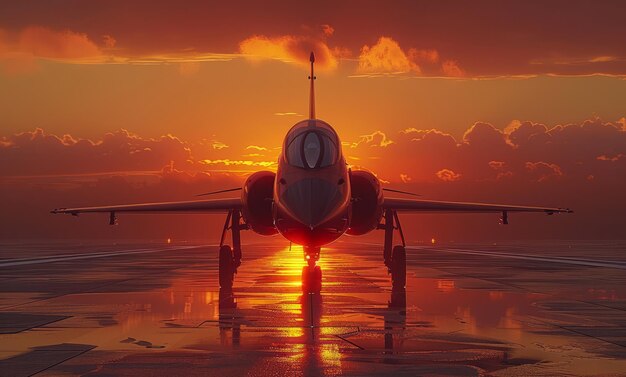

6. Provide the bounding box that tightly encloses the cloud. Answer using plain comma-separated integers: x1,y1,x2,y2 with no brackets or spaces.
102,35,116,49
210,140,229,150
274,112,304,117
0,128,285,182
246,145,269,151
193,138,231,153
436,169,461,182
347,118,626,184
0,129,260,241
239,34,338,69
351,131,395,148
321,24,335,37
597,154,624,162
1,119,624,241
505,120,548,146
200,159,276,169
408,48,439,64
17,26,103,60
339,117,625,241
488,161,514,180
0,25,237,76
356,37,466,77
530,56,625,66
524,161,563,182
441,60,465,77
0,26,105,74
4,3,626,77
0,128,195,176
488,160,506,170
18,119,623,186
9,119,611,186
1,26,467,78
357,37,420,75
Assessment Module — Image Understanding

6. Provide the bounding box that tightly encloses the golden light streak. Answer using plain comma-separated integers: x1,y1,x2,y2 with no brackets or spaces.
271,245,306,288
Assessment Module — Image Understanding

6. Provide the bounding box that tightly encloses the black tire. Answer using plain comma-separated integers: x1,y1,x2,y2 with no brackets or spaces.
311,266,322,293
391,245,406,290
302,265,322,293
219,245,234,289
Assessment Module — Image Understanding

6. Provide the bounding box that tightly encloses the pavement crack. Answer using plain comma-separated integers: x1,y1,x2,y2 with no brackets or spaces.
334,334,365,350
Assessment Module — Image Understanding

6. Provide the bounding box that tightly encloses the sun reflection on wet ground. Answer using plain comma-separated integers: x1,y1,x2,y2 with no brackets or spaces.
0,240,625,375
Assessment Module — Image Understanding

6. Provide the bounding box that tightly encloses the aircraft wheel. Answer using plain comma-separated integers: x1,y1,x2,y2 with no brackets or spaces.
391,245,406,291
302,266,310,290
311,266,322,293
302,265,322,294
219,245,234,289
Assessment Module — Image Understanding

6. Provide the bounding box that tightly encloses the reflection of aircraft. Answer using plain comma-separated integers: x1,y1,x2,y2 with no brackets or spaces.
300,293,325,374
384,290,406,355
52,52,572,293
218,288,240,348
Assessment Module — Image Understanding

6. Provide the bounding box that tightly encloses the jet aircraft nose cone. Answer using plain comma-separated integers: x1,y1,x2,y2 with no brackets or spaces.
282,178,341,228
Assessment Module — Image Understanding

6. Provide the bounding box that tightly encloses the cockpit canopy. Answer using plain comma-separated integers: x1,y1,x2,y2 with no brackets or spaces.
284,120,340,169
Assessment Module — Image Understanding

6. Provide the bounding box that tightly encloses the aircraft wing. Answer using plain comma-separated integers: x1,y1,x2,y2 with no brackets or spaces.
51,198,242,216
383,198,572,215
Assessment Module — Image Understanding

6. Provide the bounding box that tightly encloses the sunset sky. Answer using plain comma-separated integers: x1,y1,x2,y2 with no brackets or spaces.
1,1,625,241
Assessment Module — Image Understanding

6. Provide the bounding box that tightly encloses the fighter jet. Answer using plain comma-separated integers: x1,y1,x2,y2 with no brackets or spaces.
52,52,572,293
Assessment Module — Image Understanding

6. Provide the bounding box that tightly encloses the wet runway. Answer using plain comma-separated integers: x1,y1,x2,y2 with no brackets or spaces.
0,240,625,376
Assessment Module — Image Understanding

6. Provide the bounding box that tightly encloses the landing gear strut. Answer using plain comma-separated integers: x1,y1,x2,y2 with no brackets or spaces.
380,209,406,291
302,246,322,294
219,210,247,289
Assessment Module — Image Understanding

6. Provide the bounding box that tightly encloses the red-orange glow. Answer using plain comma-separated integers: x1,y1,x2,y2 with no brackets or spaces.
0,3,624,241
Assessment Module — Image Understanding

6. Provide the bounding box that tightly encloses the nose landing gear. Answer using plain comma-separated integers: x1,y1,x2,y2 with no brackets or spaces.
302,246,322,293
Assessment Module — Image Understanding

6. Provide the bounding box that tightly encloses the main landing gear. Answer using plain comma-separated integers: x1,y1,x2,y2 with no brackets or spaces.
219,210,247,289
380,209,407,291
302,246,322,294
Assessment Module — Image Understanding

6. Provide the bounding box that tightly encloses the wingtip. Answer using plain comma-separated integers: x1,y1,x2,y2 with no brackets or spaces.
556,208,574,214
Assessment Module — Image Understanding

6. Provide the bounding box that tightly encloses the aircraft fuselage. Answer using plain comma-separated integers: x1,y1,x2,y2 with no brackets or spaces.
273,119,351,247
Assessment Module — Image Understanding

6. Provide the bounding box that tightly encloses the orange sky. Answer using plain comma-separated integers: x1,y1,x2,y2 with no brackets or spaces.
0,1,625,241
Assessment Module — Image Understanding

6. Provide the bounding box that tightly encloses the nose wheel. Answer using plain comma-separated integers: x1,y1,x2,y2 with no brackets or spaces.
302,265,322,293
302,246,322,293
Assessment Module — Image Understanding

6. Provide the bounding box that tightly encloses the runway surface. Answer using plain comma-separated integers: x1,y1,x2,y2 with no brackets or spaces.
0,240,625,376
